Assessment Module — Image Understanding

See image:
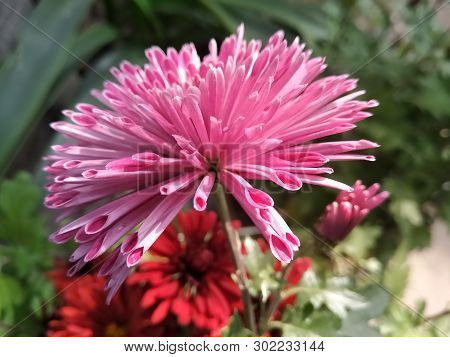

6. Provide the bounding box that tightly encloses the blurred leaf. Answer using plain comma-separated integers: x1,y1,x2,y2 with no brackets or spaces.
286,270,368,319
0,274,25,324
215,0,331,42
382,240,409,298
390,199,424,227
320,276,368,319
0,172,45,245
63,23,118,72
414,75,450,120
0,0,93,173
272,321,319,337
378,301,439,337
0,172,54,335
335,225,382,261
338,285,390,336
221,312,253,336
280,306,341,336
133,0,153,18
433,313,450,336
242,237,279,301
199,0,237,32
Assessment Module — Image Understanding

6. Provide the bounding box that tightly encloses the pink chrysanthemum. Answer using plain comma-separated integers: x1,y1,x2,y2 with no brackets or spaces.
315,180,389,242
45,25,379,299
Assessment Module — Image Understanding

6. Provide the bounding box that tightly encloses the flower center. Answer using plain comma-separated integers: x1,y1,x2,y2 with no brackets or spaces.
185,246,214,276
104,323,127,337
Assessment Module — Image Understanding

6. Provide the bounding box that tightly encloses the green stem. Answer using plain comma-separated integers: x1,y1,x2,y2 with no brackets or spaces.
215,183,257,334
260,263,291,332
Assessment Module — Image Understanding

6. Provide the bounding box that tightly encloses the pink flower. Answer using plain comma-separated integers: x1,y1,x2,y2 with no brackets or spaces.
315,180,389,242
45,25,378,299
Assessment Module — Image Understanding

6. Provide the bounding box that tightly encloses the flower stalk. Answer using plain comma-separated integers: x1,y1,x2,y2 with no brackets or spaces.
215,183,257,334
259,263,291,331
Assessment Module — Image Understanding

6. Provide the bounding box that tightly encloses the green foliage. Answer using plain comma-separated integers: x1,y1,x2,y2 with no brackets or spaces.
276,308,341,337
338,285,390,337
379,302,449,337
0,0,117,174
242,237,280,301
0,172,55,336
288,271,368,319
278,269,389,337
382,240,410,298
221,313,254,337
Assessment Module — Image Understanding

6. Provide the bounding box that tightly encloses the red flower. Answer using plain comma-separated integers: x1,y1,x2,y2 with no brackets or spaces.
47,271,155,337
128,210,242,335
274,257,312,311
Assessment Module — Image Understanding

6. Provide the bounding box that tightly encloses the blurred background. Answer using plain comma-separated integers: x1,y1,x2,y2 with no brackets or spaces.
0,0,449,336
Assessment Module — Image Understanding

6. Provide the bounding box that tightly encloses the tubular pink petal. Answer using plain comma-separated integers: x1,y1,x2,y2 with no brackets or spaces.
49,230,76,244
84,215,109,235
67,259,87,277
127,247,144,267
274,171,303,191
297,175,353,192
269,234,294,263
83,236,105,262
285,232,300,250
245,188,274,208
193,172,215,211
121,232,139,254
74,229,99,243
258,208,272,224
98,249,123,277
160,171,202,195
69,242,93,262
132,152,161,164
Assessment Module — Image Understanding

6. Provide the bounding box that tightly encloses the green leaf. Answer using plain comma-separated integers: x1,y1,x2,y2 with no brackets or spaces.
0,172,40,220
221,312,253,337
433,314,450,336
63,23,118,73
199,0,238,33
215,0,331,42
287,270,368,319
271,321,319,337
0,274,25,324
0,172,47,246
338,285,390,336
335,225,381,261
378,302,439,337
0,172,55,335
389,199,424,227
133,0,154,18
321,277,368,319
241,237,279,301
414,75,450,119
383,240,409,298
279,306,341,336
0,0,93,173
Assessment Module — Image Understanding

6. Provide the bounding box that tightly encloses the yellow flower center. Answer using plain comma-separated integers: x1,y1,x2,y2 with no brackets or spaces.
104,323,127,337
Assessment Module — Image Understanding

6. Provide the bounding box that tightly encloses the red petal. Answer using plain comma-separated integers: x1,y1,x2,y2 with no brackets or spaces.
150,300,171,325
287,257,312,285
172,295,191,325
